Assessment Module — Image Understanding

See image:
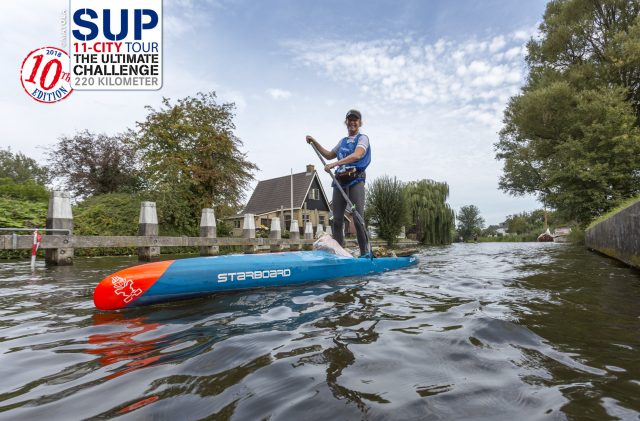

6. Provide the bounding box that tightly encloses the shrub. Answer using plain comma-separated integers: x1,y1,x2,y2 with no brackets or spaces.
366,176,407,246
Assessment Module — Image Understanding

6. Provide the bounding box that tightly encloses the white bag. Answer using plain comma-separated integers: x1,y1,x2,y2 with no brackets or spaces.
312,233,353,258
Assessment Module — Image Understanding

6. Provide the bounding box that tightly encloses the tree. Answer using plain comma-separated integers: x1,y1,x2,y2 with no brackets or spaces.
47,130,141,198
134,92,258,232
496,0,640,226
505,213,529,235
366,176,407,246
526,0,640,118
456,205,484,241
482,225,499,237
404,179,455,245
0,148,49,185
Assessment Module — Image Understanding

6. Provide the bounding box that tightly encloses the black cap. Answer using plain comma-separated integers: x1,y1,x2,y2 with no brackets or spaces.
346,109,362,120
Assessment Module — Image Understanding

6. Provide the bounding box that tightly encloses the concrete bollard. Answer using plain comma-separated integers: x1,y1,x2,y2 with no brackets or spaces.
243,213,257,253
289,220,300,250
269,217,281,239
45,191,74,265
270,217,283,251
304,222,313,239
326,225,332,236
304,221,313,250
199,208,218,256
138,201,160,261
316,224,324,238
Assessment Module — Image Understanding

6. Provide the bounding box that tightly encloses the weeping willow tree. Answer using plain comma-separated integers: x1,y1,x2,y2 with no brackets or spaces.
404,179,455,245
365,176,408,246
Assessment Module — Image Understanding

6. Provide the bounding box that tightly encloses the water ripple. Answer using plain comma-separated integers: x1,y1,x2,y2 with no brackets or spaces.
0,244,639,419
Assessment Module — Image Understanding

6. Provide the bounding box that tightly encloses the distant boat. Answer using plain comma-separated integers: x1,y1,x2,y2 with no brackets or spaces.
537,228,554,242
553,227,572,243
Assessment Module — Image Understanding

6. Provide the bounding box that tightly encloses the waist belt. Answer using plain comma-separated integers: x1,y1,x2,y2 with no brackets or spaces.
334,170,366,188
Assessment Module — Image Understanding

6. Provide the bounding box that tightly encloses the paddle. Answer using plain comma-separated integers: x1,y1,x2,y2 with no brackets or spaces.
308,142,373,259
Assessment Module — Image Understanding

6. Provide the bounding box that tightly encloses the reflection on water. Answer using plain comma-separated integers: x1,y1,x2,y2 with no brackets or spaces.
0,244,639,419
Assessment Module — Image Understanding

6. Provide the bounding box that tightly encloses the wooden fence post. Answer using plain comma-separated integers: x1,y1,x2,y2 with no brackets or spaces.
243,213,256,253
138,201,160,261
45,191,74,265
200,208,218,256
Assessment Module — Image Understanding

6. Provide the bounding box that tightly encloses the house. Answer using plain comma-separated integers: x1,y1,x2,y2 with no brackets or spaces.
227,165,334,236
496,222,508,236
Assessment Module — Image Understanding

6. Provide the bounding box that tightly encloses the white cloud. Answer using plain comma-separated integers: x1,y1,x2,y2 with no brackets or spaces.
266,88,292,100
489,35,506,53
281,29,540,223
286,32,529,113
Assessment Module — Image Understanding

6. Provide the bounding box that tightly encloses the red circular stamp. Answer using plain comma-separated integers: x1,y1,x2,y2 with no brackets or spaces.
20,46,73,103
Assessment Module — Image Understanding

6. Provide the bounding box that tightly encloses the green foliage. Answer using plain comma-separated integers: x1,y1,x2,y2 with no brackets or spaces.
72,192,209,256
74,193,140,236
587,194,640,229
497,0,640,227
527,0,640,117
482,225,499,237
135,92,257,227
256,225,269,238
404,179,455,245
47,130,141,198
478,233,538,243
0,178,48,202
0,178,48,258
365,176,407,246
456,205,485,241
73,192,212,237
0,197,47,228
216,220,233,237
0,148,49,185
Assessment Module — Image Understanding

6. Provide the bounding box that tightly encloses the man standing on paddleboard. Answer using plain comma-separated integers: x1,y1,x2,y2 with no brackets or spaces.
306,109,371,257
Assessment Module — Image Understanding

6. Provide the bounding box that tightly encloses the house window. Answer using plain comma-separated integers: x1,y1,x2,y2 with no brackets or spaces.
260,218,269,228
302,214,310,223
234,220,241,228
319,215,325,226
309,188,319,200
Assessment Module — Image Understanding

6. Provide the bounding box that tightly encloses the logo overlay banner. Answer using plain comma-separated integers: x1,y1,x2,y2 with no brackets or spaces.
69,0,163,91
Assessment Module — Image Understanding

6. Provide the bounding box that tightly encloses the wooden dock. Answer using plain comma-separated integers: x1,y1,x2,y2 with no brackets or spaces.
2,191,418,265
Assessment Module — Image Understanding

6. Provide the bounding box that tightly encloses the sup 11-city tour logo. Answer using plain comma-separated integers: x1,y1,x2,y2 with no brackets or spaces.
20,0,162,103
70,0,162,91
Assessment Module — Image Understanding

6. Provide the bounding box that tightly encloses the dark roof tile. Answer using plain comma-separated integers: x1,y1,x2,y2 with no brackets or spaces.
243,170,319,215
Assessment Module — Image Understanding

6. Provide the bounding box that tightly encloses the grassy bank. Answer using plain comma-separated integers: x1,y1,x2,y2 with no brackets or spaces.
587,195,640,230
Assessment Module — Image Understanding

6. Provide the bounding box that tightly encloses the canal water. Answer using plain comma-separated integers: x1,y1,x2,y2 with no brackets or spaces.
0,243,639,420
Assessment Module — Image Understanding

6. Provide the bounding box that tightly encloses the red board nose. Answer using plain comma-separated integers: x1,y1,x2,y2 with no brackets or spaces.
94,260,175,310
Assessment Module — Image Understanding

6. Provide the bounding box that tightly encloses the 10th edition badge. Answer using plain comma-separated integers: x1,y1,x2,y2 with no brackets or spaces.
69,0,162,90
20,46,73,103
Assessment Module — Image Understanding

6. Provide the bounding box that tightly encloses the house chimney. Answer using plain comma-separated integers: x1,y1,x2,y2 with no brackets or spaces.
306,164,314,174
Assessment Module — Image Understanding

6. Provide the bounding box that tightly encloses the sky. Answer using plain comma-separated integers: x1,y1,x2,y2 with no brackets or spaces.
0,0,549,225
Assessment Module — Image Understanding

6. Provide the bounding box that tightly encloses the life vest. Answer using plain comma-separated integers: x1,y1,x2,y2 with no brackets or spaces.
333,133,371,188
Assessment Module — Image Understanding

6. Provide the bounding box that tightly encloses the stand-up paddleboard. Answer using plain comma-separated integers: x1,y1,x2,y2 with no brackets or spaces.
94,251,417,310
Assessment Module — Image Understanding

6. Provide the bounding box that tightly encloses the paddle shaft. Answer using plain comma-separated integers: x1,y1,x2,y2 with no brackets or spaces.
309,142,372,258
